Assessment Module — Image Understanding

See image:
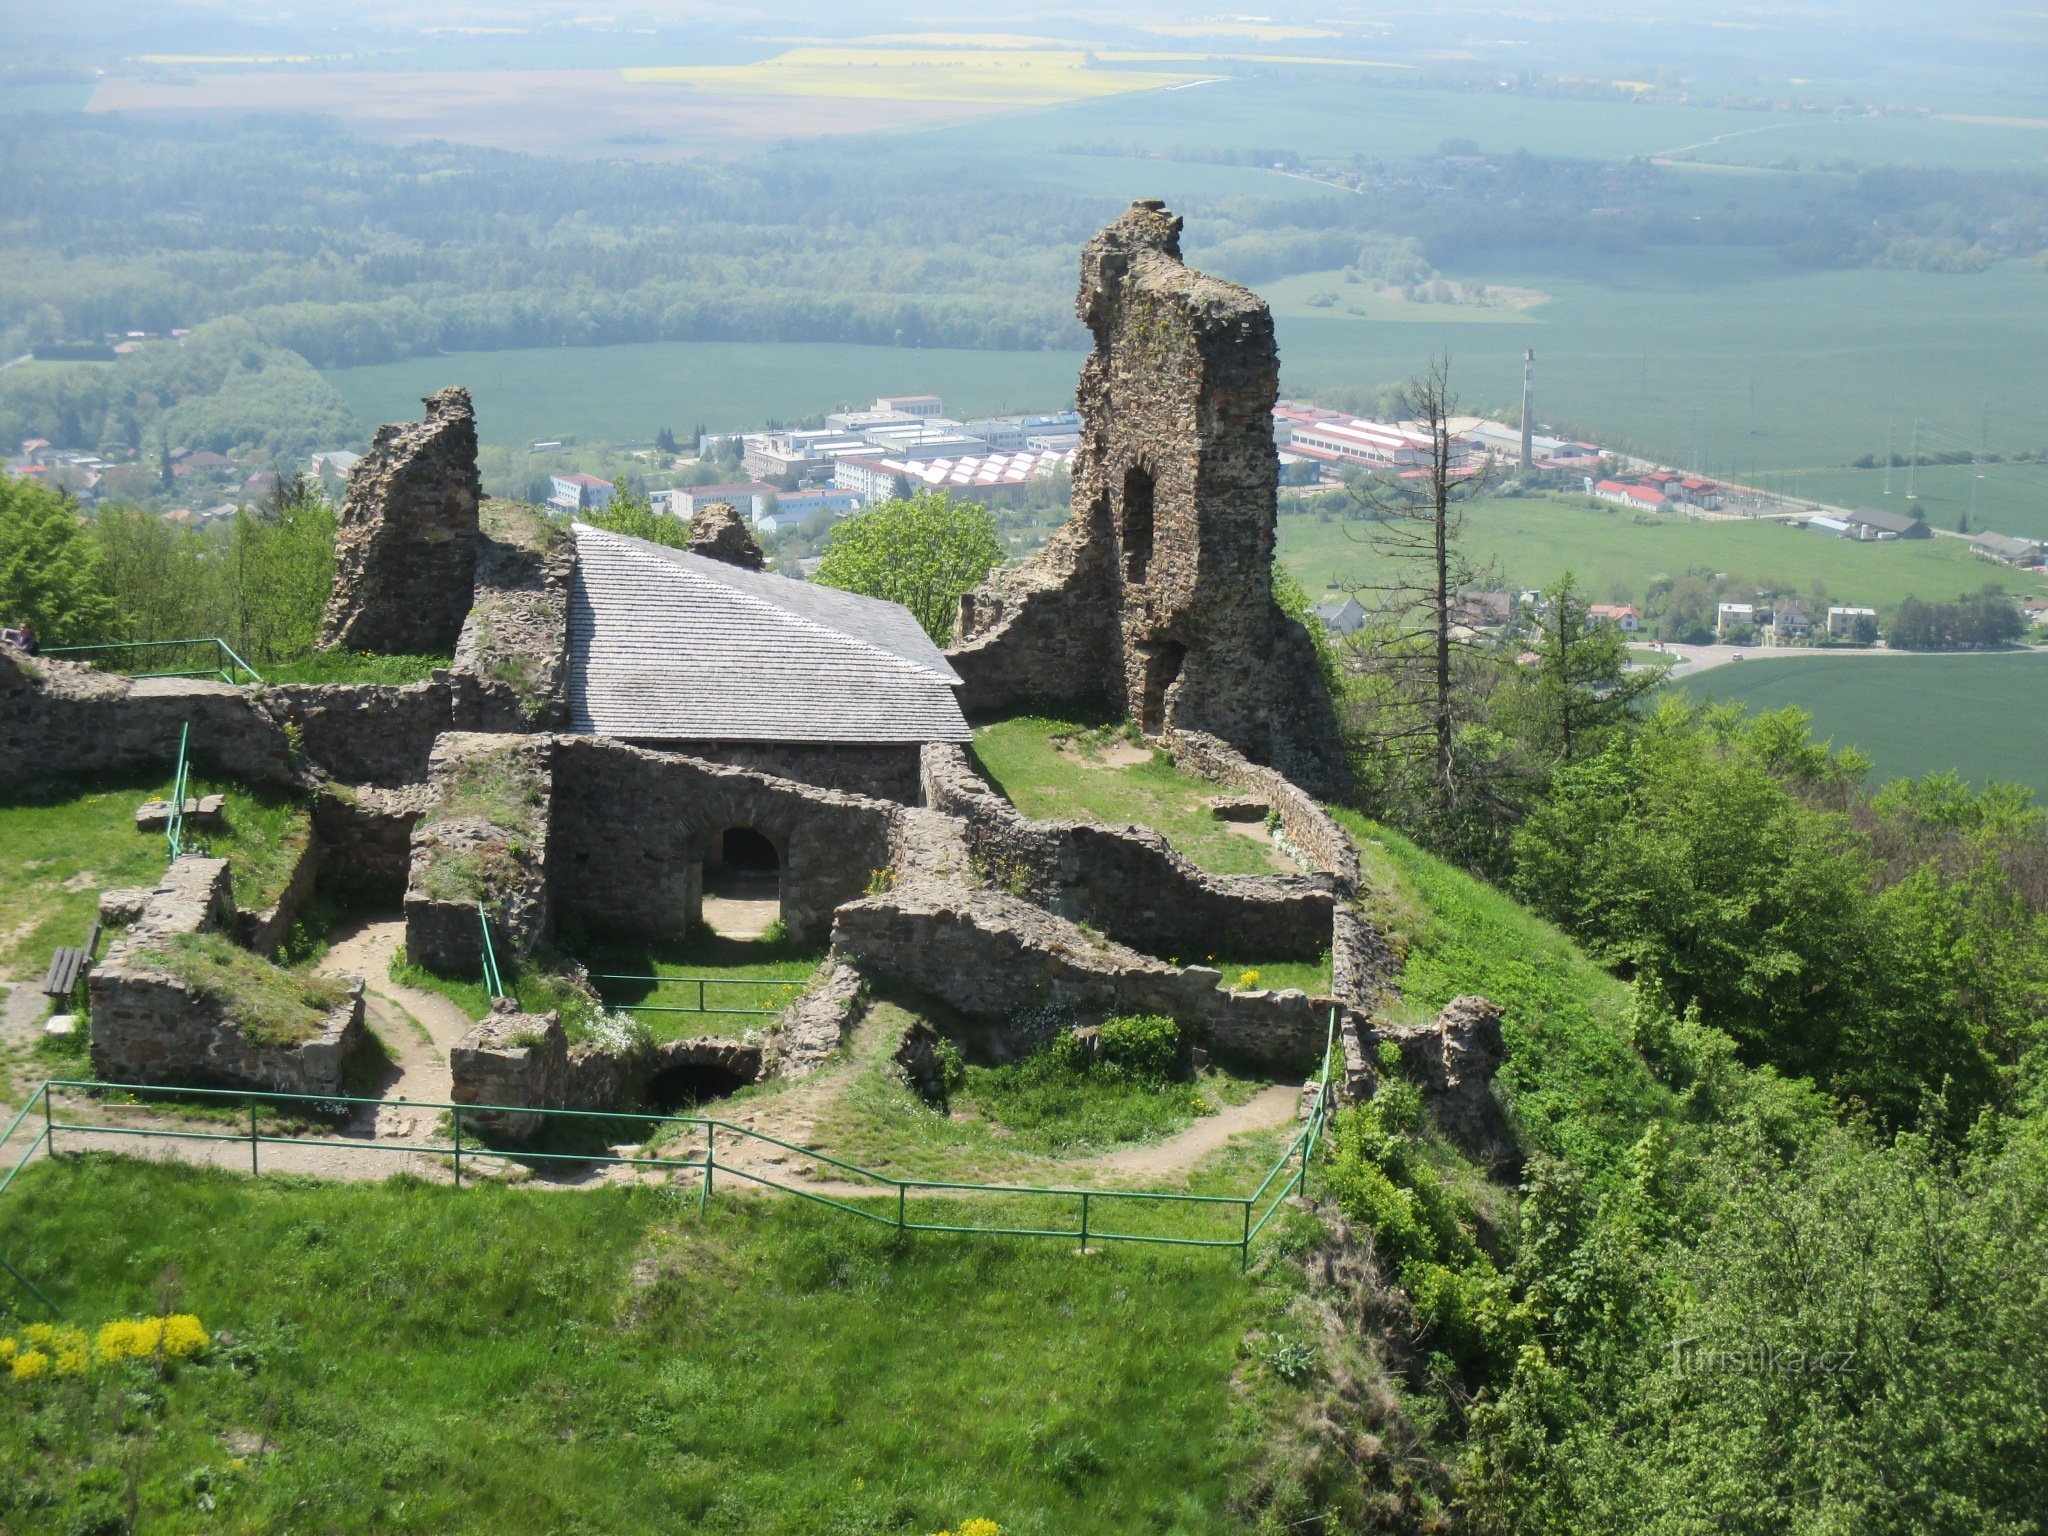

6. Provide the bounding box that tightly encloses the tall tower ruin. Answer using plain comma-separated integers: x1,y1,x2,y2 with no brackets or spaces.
949,200,1348,796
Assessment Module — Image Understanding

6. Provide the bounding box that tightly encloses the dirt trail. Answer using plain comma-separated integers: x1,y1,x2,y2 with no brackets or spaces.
316,913,473,1112
1095,1083,1301,1179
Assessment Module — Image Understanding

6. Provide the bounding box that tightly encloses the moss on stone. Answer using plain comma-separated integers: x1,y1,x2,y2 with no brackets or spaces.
136,931,349,1046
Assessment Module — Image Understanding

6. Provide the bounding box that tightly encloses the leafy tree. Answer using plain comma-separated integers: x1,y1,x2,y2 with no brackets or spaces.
579,482,690,549
814,489,1003,643
1514,572,1661,763
0,477,116,644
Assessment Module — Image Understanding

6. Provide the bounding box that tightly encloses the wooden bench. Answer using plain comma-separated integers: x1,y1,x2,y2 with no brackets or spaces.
41,920,103,999
134,793,226,832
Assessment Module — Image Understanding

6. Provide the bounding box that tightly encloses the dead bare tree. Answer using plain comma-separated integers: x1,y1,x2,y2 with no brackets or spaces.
1337,355,1497,822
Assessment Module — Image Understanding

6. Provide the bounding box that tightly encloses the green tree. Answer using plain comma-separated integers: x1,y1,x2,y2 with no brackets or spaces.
814,489,1003,643
227,474,338,663
1518,572,1660,763
579,482,691,549
0,478,116,644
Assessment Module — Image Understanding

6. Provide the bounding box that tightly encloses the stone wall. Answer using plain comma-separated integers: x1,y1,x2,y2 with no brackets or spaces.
235,832,323,958
918,743,1331,961
0,667,293,788
88,855,365,1094
550,738,897,945
832,881,1338,1073
312,784,433,900
945,201,1348,797
322,387,482,655
1166,729,1360,891
649,742,924,805
451,500,574,731
261,677,455,787
404,733,555,974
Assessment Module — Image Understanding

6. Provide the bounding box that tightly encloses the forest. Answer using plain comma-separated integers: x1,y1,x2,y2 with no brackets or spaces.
4,110,2047,458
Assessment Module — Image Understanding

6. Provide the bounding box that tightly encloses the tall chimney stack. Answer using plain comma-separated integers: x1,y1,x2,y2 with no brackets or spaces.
1520,347,1535,472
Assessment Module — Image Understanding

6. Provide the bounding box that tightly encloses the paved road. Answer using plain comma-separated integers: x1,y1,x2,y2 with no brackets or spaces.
1648,642,2048,678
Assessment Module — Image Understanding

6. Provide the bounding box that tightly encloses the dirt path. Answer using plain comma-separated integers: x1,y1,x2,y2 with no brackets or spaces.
1094,1083,1301,1179
317,913,474,1114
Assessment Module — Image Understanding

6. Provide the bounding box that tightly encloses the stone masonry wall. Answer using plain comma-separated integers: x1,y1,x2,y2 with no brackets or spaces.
918,743,1331,961
312,784,433,900
0,666,294,788
550,738,897,946
946,201,1348,797
451,500,574,731
832,881,1339,1073
261,677,455,787
88,855,364,1094
649,742,924,805
322,386,482,655
404,733,554,974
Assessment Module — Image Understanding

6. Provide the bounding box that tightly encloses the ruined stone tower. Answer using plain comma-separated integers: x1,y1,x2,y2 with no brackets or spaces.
950,200,1347,795
320,386,482,655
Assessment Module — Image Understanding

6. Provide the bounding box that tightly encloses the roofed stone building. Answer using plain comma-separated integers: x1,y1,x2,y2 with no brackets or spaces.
566,523,968,801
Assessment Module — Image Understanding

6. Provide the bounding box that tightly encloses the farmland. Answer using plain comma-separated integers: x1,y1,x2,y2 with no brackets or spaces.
1276,494,2048,611
1778,462,2048,544
1674,651,2048,796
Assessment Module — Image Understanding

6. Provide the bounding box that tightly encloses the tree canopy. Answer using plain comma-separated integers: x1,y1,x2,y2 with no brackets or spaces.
813,490,1004,644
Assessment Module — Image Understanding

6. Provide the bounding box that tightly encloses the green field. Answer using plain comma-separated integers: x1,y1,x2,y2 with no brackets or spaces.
325,342,1086,448
1277,495,2048,611
1676,651,2048,795
1779,461,2048,543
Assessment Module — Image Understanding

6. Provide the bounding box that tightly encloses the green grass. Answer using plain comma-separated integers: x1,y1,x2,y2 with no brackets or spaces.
1330,809,1666,1177
134,932,348,1046
0,773,311,978
959,1059,1257,1158
0,1158,1301,1534
1279,493,2048,613
1676,651,2048,797
415,745,550,905
563,922,827,1044
1778,461,2048,544
969,717,1290,877
258,651,448,686
326,341,1085,450
389,949,603,1041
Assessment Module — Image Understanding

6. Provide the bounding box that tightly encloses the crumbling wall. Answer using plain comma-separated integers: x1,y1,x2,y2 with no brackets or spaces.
0,665,293,787
451,499,574,731
549,738,897,945
919,743,1331,961
261,678,454,787
946,200,1348,797
687,501,766,569
312,783,433,901
88,855,364,1094
832,881,1337,1073
321,386,482,656
404,733,554,974
651,742,925,804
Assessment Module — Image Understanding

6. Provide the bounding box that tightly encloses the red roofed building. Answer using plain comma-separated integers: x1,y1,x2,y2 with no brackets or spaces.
1593,479,1668,512
1587,603,1644,633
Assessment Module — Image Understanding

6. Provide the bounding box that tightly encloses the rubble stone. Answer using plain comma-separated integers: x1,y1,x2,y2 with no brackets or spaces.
687,502,767,569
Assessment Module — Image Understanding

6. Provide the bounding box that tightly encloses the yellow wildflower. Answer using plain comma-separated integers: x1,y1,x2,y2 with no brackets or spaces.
1237,968,1261,990
161,1314,210,1359
96,1318,161,1364
0,1338,16,1364
959,1522,1001,1536
54,1342,89,1376
21,1323,55,1348
10,1349,50,1381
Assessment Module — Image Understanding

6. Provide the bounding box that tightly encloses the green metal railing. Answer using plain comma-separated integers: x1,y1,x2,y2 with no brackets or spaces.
591,973,804,1016
44,637,263,686
165,721,193,862
477,904,507,1002
0,1015,1339,1315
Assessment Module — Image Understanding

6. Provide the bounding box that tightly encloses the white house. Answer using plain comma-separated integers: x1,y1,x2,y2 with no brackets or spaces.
1716,602,1755,637
1588,603,1643,633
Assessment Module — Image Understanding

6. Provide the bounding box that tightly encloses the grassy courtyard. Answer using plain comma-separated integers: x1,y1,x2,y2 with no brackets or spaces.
0,1158,1305,1535
0,774,312,980
969,717,1291,877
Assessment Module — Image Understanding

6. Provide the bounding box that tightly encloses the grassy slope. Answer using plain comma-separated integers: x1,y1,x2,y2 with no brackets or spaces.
1278,494,2048,611
1332,810,1667,1175
567,925,829,1043
969,717,1291,878
0,773,310,978
0,1160,1294,1535
1676,650,2048,797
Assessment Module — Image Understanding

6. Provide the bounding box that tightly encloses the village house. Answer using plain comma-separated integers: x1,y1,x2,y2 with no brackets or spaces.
1587,602,1643,633
549,471,616,514
1716,602,1756,637
1826,605,1879,639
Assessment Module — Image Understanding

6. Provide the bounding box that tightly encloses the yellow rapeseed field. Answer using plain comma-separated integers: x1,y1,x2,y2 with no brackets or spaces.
624,47,1205,105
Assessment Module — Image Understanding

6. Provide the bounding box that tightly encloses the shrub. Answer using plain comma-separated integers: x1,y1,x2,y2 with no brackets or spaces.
1097,1013,1180,1082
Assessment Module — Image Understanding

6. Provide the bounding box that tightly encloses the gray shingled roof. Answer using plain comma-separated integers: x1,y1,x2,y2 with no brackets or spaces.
567,524,969,744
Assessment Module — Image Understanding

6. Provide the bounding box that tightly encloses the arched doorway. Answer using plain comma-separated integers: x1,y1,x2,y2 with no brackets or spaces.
701,826,782,938
1121,464,1156,585
643,1059,753,1114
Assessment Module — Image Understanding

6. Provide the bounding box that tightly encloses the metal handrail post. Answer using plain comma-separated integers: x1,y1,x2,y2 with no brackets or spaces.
1080,1191,1090,1250
44,1086,54,1159
897,1183,906,1231
701,1124,715,1212
1240,1200,1252,1271
453,1109,463,1188
248,1097,259,1175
